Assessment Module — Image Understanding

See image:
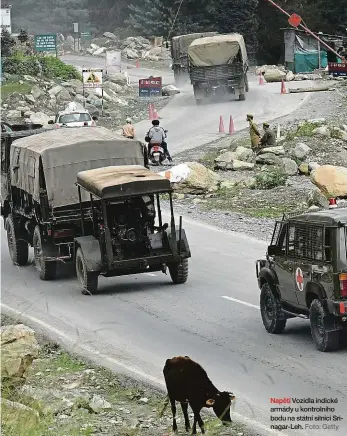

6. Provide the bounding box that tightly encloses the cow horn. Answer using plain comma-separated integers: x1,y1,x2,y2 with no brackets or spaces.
206,399,215,406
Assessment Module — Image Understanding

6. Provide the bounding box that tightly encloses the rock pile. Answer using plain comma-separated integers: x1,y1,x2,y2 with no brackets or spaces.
256,64,324,82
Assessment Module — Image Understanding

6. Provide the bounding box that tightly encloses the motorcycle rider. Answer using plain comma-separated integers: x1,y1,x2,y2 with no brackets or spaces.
146,120,173,162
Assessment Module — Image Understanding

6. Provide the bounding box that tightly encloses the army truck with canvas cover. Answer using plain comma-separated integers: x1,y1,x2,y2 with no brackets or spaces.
1,126,148,281
171,32,218,84
188,34,249,104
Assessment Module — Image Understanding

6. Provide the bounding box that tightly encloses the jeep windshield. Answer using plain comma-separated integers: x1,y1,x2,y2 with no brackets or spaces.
58,113,92,123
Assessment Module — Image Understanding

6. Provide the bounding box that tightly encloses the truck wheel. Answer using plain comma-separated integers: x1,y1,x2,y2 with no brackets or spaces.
33,226,57,280
76,248,98,295
309,299,340,352
239,92,246,101
260,283,286,334
6,214,29,266
169,259,188,284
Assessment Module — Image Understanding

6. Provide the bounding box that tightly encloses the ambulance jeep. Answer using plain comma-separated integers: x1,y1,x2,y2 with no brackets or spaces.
256,206,347,352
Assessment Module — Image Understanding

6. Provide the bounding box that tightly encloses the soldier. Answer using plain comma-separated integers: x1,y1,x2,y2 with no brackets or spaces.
246,114,261,153
260,122,276,148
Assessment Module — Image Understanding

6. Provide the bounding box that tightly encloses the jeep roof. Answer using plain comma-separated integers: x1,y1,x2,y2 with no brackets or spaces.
282,207,347,227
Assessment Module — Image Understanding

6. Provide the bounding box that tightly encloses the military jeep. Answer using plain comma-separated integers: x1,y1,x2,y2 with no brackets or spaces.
74,165,191,294
256,207,347,352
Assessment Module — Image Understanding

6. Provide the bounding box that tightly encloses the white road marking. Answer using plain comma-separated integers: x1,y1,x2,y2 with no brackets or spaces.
0,302,287,436
222,296,260,310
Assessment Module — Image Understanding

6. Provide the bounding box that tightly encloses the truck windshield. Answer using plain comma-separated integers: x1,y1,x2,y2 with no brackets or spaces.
59,113,91,123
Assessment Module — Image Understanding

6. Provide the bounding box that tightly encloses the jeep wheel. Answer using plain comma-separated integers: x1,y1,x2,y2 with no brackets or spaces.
260,283,286,334
76,248,98,295
6,214,29,266
168,259,188,284
309,299,340,352
33,226,57,280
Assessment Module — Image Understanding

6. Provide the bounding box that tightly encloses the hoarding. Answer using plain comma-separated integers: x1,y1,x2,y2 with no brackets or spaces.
139,76,162,97
34,34,57,52
0,7,12,34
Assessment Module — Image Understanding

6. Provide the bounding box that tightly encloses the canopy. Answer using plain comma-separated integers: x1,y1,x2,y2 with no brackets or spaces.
10,127,146,208
188,34,248,67
77,165,172,199
171,32,218,55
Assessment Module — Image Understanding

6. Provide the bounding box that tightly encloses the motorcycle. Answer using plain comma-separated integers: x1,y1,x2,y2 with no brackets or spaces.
146,130,168,166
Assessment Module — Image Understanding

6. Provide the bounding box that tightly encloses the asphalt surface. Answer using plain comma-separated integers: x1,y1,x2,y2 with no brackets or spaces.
2,214,347,436
2,57,346,435
61,54,315,154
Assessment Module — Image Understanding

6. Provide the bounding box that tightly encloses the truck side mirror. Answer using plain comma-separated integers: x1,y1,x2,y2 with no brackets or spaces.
267,245,281,256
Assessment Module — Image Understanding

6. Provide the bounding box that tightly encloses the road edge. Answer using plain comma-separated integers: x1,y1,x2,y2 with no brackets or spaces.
1,302,289,436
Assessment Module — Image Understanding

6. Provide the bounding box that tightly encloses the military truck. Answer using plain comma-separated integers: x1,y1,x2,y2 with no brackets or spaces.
256,207,347,352
171,32,218,85
75,165,191,294
187,34,249,104
1,126,148,280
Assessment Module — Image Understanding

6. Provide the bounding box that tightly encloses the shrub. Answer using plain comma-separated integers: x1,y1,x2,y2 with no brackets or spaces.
3,53,81,81
286,121,316,140
254,167,287,190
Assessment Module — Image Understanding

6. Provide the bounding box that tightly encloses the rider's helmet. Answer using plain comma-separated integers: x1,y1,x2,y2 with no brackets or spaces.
152,120,160,126
126,117,132,123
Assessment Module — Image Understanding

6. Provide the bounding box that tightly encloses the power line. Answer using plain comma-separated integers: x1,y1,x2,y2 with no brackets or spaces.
167,0,184,40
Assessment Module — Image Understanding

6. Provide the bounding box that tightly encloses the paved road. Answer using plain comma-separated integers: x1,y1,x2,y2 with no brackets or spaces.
2,215,347,436
62,54,313,154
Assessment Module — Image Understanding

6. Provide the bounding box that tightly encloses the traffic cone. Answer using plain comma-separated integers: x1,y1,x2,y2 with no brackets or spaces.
229,116,235,134
219,116,225,133
136,60,140,68
258,74,265,85
153,107,159,119
148,104,154,120
281,80,287,94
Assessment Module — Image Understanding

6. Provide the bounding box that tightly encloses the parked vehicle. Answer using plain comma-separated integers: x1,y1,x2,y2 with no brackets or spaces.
171,32,217,85
188,33,249,104
2,127,149,281
74,165,191,294
256,207,347,352
49,108,97,128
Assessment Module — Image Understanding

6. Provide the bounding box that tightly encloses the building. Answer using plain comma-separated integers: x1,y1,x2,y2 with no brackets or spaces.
0,5,12,34
283,28,345,73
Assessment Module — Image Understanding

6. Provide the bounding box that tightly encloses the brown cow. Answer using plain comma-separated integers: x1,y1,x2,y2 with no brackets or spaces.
163,356,235,434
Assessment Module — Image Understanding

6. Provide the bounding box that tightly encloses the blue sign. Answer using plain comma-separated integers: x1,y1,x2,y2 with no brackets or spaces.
139,77,162,97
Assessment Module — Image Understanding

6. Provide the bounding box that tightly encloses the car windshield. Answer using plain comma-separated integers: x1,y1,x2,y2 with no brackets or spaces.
58,113,92,123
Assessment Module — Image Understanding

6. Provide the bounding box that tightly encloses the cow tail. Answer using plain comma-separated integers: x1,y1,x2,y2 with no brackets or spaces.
159,394,169,417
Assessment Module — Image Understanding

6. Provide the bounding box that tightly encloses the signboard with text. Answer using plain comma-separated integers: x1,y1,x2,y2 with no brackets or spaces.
328,62,347,77
139,76,162,97
34,34,57,52
82,68,103,88
106,51,121,71
0,7,12,34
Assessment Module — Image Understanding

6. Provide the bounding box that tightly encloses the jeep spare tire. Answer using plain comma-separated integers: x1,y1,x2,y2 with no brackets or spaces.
260,283,286,334
309,299,340,352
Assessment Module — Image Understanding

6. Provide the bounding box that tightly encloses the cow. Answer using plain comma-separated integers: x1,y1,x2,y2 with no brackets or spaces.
163,356,235,434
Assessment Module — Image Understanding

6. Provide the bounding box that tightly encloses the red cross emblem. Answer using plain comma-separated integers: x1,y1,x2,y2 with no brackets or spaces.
296,267,304,292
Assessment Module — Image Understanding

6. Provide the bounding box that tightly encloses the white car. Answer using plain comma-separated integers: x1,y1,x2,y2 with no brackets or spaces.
49,110,98,128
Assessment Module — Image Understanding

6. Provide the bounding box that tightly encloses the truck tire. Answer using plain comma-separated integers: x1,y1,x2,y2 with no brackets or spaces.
309,299,340,352
33,226,57,280
239,92,246,101
260,283,286,334
168,259,188,284
76,248,98,295
6,214,29,266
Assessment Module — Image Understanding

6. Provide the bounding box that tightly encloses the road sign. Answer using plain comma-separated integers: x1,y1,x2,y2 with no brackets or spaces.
139,76,162,97
81,31,92,40
34,34,57,52
0,7,12,34
288,13,302,28
82,68,103,88
328,62,347,77
106,51,121,70
73,22,79,33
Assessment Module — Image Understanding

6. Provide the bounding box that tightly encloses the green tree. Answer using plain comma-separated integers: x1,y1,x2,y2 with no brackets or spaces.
1,27,16,57
18,28,29,44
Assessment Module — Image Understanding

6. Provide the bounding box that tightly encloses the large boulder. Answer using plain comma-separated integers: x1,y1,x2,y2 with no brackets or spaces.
292,142,311,160
31,85,45,100
310,165,347,197
48,85,63,97
313,126,331,137
259,146,285,156
234,146,254,162
231,160,255,170
93,47,106,56
1,324,40,383
6,110,22,119
286,71,295,82
106,72,128,86
159,162,220,194
281,158,298,176
123,48,139,59
29,112,52,125
162,85,180,96
1,399,40,431
103,32,117,40
104,81,123,93
264,68,287,83
256,153,282,166
331,127,347,142
307,188,329,208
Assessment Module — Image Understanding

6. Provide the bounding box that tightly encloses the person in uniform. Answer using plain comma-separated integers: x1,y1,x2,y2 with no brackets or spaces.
260,122,276,148
247,114,261,153
122,117,135,139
